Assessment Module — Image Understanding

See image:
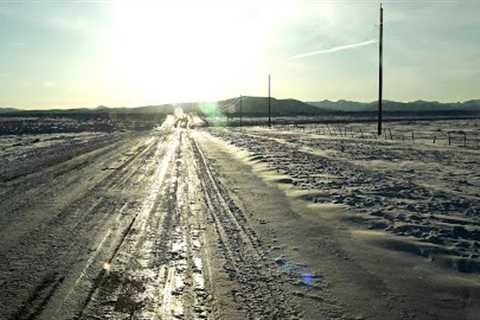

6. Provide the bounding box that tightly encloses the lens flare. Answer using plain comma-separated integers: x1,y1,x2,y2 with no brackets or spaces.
103,262,112,272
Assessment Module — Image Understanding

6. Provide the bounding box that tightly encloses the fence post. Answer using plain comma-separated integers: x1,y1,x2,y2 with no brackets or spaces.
388,128,393,140
411,131,415,143
433,136,436,144
448,133,451,146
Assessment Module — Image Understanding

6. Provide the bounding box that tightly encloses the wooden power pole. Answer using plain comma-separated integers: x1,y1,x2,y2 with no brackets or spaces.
239,95,243,127
377,3,383,136
268,74,271,128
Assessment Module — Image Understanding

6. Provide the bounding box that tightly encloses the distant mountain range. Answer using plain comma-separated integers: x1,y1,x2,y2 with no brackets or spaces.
217,96,324,116
85,97,324,116
0,107,18,113
307,99,480,113
2,98,480,117
0,97,324,116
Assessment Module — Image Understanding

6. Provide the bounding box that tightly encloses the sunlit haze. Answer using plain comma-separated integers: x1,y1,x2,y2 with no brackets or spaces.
0,0,479,109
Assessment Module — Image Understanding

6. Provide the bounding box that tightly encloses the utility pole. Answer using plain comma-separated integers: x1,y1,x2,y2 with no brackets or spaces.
268,74,271,128
377,2,383,136
239,95,243,127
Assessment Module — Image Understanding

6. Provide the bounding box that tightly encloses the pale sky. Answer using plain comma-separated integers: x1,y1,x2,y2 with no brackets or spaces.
0,0,479,109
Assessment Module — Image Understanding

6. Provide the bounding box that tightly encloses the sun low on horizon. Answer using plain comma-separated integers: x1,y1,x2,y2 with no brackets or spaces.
0,0,479,109
104,0,274,107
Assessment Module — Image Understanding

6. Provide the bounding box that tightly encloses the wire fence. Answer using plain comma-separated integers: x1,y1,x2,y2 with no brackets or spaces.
272,123,480,149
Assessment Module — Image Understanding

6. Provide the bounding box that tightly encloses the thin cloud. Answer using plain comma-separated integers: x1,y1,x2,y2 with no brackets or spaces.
10,42,26,48
290,39,377,60
43,81,56,88
50,16,91,33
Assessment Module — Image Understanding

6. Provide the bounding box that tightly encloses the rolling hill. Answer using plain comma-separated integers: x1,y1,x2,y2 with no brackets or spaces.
0,107,18,113
216,96,328,116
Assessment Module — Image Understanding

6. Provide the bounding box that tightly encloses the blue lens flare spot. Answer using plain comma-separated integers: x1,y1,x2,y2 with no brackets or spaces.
302,272,313,286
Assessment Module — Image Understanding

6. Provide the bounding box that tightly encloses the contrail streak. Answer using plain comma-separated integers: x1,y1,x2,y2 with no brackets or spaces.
290,39,377,60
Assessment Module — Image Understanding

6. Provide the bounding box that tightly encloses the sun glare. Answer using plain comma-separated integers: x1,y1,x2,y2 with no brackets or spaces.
105,0,271,104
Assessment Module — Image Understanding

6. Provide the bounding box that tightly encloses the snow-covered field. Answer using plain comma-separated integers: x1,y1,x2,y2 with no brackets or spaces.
0,132,121,183
209,119,480,273
1,116,479,319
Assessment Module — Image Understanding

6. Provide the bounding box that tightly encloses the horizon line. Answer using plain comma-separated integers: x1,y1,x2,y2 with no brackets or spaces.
2,97,480,111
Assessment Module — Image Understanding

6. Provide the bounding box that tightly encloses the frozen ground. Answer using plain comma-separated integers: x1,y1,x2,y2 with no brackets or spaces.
209,119,480,272
0,115,303,320
0,132,121,183
0,115,479,320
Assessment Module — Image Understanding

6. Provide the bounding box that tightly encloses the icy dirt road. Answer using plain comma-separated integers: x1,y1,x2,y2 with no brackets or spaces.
0,116,303,320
